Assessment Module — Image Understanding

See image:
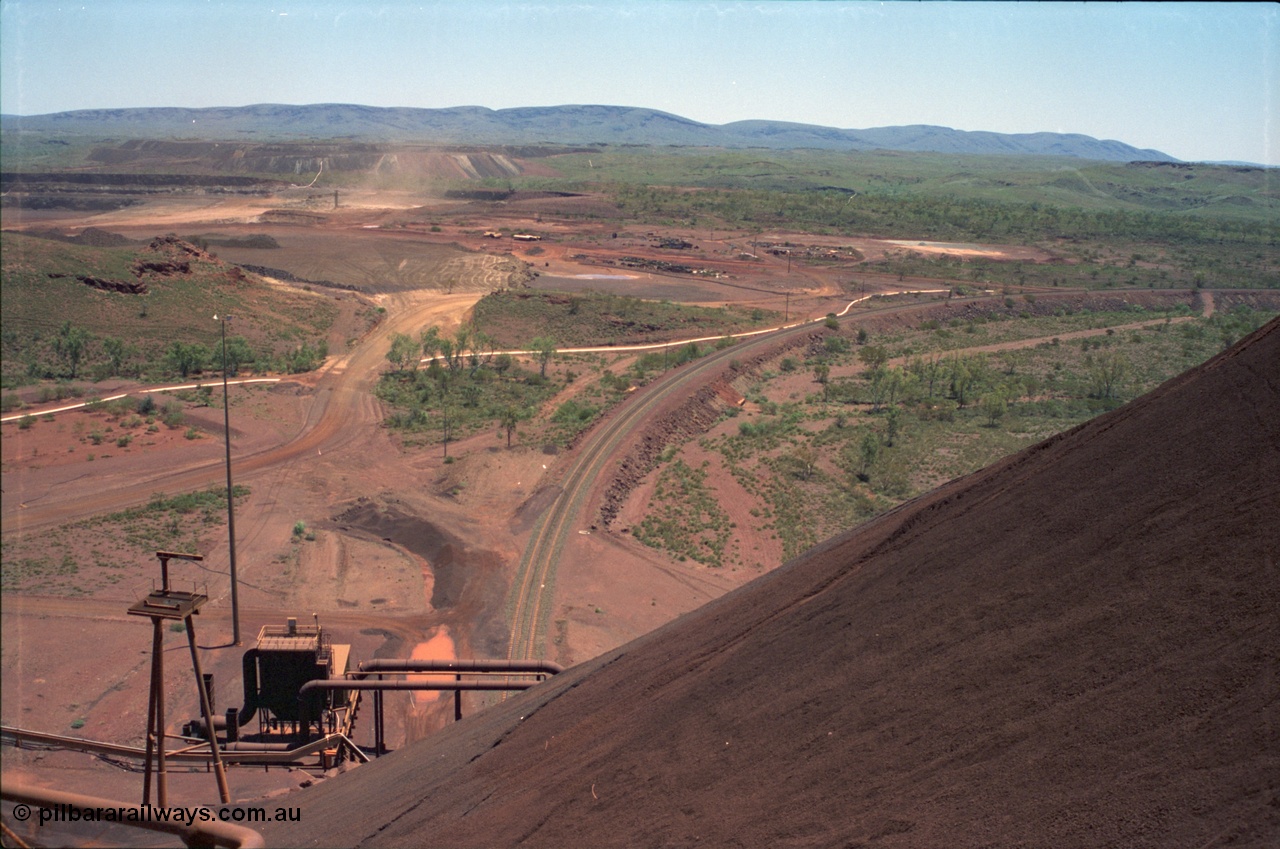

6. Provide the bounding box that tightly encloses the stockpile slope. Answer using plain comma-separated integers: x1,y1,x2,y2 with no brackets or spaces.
273,319,1280,848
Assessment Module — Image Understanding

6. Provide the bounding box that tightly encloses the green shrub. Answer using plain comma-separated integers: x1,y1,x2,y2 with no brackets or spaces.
553,399,598,424
162,400,185,428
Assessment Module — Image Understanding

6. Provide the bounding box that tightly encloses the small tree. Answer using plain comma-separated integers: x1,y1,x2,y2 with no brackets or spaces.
102,336,127,376
420,326,442,365
791,443,817,481
54,322,91,379
465,327,495,374
531,336,557,378
386,332,419,374
857,431,879,482
1088,351,1128,400
499,406,524,448
884,406,902,446
981,392,1007,427
949,358,974,407
222,336,254,377
858,345,888,370
167,341,208,379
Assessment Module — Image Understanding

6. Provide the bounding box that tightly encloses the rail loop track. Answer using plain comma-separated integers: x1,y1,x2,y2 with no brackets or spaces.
504,319,827,662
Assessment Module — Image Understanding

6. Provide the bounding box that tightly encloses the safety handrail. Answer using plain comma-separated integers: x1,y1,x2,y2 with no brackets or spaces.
1,725,367,766
1,780,265,848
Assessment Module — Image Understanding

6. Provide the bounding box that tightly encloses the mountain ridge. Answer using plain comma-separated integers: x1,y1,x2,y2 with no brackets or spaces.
1,103,1178,162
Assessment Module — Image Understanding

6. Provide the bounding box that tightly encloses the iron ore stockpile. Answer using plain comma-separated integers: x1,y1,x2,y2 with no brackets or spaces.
272,319,1280,847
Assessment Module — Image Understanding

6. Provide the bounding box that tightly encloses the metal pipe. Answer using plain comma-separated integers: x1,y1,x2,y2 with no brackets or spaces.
299,679,543,695
213,734,369,765
1,726,366,766
237,648,260,727
2,781,265,849
357,658,564,675
345,660,561,742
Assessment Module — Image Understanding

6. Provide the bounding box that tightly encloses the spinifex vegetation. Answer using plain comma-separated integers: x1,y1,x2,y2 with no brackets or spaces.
378,322,561,451
377,291,768,449
471,289,778,349
0,231,335,387
0,485,249,594
640,300,1277,568
483,148,1280,290
5,137,1278,572
379,331,715,452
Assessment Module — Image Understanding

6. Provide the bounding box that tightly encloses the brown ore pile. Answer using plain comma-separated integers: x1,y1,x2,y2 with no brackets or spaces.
272,318,1280,848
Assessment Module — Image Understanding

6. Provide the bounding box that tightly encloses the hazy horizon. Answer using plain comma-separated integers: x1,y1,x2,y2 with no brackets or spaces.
1,1,1275,166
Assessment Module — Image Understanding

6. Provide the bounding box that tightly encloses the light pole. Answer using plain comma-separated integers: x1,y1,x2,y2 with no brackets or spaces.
214,315,241,645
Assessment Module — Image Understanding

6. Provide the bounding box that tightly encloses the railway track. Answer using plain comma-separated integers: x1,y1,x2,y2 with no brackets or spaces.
503,286,1205,661
504,318,822,662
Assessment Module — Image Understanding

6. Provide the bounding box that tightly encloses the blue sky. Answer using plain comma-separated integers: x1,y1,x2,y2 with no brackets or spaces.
1,1,1275,165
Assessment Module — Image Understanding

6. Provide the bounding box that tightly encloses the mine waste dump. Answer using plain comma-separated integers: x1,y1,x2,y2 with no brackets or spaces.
269,319,1280,848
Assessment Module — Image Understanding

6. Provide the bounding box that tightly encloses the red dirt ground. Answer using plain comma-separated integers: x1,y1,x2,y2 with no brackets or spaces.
6,187,1267,846
262,315,1280,849
2,188,903,806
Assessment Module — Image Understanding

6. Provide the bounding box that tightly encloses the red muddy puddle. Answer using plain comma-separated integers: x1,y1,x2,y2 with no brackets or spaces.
407,627,457,705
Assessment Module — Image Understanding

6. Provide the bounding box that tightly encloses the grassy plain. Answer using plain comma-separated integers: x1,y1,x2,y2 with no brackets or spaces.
0,231,341,386
5,136,1278,579
634,301,1277,567
535,148,1280,221
0,486,248,594
471,289,777,348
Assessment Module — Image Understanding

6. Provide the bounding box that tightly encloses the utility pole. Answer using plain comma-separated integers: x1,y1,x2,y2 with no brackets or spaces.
214,315,241,645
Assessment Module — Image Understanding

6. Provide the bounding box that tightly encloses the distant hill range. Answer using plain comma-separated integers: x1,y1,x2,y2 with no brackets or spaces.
0,103,1178,162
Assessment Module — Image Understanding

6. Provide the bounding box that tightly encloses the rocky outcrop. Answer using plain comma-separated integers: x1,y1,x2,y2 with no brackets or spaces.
47,272,149,294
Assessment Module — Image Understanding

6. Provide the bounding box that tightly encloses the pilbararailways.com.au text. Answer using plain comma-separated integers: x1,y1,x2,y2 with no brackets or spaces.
15,803,301,827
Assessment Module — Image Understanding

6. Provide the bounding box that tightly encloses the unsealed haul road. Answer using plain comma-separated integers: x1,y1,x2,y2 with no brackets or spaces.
0,291,481,535
0,288,939,535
